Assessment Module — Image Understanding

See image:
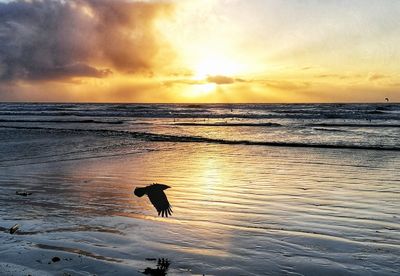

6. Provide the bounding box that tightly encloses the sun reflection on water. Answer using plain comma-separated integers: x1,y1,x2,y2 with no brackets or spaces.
6,141,399,274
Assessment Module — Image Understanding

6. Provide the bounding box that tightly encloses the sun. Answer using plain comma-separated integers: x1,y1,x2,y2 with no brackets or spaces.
181,53,245,98
190,83,217,97
192,54,244,80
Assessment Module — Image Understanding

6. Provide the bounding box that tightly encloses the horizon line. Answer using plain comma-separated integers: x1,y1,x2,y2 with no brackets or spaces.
0,101,397,105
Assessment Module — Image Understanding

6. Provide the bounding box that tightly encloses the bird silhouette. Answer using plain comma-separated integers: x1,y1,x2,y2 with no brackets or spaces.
134,183,173,217
385,97,389,102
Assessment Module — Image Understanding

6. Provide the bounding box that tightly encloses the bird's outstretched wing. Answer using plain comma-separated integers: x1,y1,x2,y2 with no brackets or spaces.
147,189,173,217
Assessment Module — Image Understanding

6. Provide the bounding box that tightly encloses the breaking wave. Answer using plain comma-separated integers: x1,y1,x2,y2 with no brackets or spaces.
2,125,399,151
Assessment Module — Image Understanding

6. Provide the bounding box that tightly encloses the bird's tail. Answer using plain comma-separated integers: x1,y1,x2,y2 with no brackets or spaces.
134,187,147,197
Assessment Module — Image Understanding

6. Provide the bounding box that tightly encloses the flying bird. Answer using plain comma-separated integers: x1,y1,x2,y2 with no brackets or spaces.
385,97,389,102
134,183,173,217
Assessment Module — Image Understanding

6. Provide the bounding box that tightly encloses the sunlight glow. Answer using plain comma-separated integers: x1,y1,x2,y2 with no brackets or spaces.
189,83,217,97
193,55,244,80
3,0,400,102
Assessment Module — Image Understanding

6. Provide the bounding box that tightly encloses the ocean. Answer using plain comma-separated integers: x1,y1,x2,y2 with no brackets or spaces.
0,103,399,275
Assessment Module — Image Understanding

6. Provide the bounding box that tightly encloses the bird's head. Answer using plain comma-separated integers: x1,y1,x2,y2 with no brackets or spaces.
134,187,146,197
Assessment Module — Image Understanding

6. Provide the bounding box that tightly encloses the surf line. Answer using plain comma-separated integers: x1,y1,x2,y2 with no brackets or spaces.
1,125,399,151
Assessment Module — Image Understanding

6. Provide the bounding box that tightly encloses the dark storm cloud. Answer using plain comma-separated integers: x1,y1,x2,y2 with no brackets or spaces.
0,0,171,81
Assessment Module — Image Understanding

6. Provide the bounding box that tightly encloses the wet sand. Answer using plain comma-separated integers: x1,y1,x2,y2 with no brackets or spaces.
1,132,399,275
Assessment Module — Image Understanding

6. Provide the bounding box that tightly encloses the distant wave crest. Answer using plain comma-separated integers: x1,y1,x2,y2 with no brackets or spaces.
173,122,282,127
2,125,399,151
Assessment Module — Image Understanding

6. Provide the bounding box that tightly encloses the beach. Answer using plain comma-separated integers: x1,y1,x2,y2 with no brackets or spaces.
0,103,399,275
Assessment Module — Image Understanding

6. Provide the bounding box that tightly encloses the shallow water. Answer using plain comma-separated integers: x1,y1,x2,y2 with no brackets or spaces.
0,103,400,150
0,104,399,275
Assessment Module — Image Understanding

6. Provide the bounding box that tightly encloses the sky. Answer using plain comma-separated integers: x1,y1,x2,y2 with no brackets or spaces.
0,0,399,103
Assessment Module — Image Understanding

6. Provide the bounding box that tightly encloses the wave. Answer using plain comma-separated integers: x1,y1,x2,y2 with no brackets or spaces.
2,125,399,151
312,127,348,133
1,103,399,121
0,119,123,124
185,104,206,108
368,110,386,114
173,122,282,127
309,123,400,128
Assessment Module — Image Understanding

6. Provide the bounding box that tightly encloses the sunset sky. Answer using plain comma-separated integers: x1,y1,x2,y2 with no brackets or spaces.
0,0,399,103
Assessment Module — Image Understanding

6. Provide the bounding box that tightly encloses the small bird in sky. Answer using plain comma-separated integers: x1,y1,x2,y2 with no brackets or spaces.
385,97,389,102
134,183,173,217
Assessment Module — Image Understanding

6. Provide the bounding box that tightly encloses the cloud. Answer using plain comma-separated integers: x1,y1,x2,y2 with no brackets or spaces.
162,74,247,87
315,73,360,80
161,78,203,87
262,80,311,91
206,75,235,85
0,0,172,82
367,73,388,81
314,73,392,82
